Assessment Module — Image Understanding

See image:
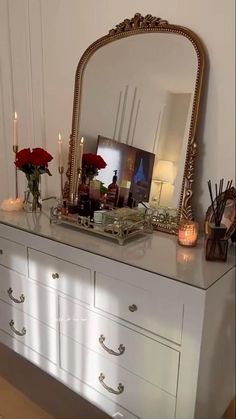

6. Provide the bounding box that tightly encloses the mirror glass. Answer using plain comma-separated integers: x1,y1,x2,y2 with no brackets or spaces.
79,33,197,209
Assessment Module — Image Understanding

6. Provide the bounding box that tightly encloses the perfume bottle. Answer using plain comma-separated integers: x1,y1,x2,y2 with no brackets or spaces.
78,194,91,217
106,170,119,209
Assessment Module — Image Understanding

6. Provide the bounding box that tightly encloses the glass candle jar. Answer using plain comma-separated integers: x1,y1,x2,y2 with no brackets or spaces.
178,220,199,247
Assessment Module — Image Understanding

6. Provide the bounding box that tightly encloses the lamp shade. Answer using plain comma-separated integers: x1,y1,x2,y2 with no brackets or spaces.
152,160,174,184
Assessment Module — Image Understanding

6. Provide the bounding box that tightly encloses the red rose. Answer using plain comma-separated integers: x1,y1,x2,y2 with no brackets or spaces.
95,155,107,169
30,148,53,166
15,148,31,168
82,153,95,166
82,153,106,169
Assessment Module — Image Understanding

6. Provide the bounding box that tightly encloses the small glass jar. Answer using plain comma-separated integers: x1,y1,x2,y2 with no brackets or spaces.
178,220,199,247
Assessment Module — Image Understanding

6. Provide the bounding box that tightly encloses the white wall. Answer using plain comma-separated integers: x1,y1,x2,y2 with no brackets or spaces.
0,0,235,223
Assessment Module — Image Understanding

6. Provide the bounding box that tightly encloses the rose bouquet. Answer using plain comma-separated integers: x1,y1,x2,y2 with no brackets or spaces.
82,153,107,180
15,147,53,212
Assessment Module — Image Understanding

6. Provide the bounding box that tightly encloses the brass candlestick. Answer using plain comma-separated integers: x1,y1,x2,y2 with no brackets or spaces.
58,166,64,202
13,145,19,199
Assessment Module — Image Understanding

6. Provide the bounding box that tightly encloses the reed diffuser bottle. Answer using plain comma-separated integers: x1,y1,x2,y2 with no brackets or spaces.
205,179,232,261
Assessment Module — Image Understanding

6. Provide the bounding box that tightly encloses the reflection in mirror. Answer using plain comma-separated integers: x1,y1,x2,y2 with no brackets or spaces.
96,135,155,205
66,14,205,233
79,33,197,211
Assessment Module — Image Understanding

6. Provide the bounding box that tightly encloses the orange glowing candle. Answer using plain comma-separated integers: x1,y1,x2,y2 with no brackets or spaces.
178,220,199,247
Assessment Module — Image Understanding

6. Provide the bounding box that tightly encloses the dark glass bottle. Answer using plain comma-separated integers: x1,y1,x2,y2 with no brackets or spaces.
106,170,119,209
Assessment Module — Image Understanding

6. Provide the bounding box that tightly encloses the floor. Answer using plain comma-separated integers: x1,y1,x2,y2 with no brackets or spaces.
222,397,235,419
0,343,234,419
0,343,109,419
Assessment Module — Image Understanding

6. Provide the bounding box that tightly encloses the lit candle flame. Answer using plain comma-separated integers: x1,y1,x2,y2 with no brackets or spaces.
58,132,62,141
14,112,17,120
80,137,84,144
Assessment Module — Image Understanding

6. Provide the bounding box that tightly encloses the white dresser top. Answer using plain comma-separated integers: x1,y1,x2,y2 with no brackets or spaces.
0,209,235,290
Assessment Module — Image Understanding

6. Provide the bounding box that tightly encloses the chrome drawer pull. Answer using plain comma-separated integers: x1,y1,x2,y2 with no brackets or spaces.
52,272,59,279
128,304,138,312
7,288,25,304
9,320,26,336
99,334,125,356
98,373,124,395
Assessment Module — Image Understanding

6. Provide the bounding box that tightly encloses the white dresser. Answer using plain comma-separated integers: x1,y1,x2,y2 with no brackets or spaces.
0,210,235,419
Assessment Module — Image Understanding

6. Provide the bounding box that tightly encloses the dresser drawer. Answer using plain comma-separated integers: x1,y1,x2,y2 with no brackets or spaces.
0,300,57,364
0,265,57,329
0,236,27,275
59,296,179,396
60,334,176,419
95,272,183,344
28,248,92,304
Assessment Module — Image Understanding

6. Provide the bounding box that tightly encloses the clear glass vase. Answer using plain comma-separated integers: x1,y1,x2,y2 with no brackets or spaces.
23,177,42,213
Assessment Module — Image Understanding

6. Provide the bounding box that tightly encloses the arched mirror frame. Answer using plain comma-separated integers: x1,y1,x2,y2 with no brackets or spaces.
64,13,205,234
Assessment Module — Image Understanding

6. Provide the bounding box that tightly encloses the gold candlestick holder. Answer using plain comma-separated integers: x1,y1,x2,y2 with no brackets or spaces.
13,145,19,199
58,166,64,202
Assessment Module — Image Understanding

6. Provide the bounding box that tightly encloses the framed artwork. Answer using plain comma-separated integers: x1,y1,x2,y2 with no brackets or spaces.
96,135,155,204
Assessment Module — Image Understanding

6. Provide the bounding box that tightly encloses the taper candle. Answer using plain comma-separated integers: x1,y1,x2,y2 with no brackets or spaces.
78,137,84,170
13,112,18,147
58,133,63,167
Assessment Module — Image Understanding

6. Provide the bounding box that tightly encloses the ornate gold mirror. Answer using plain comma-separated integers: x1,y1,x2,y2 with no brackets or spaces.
64,13,205,234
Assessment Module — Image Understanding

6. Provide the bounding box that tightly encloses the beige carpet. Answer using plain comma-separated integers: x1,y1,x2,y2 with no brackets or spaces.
0,343,109,419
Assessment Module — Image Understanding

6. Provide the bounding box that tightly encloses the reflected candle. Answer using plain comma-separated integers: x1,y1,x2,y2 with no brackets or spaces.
178,220,199,247
78,137,84,170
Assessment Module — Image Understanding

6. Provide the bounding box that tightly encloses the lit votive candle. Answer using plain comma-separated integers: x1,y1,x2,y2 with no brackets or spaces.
178,220,199,247
1,198,23,212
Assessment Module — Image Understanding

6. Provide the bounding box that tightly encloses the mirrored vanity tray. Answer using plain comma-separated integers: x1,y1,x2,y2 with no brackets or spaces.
50,207,153,245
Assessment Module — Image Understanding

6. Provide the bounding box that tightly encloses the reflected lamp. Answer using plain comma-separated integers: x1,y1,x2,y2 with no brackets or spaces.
152,160,174,206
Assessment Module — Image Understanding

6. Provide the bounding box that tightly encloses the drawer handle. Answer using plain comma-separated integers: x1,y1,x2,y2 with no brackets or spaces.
98,373,124,395
0,249,3,254
128,304,138,312
52,272,60,279
9,320,26,337
7,288,25,304
99,334,125,356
